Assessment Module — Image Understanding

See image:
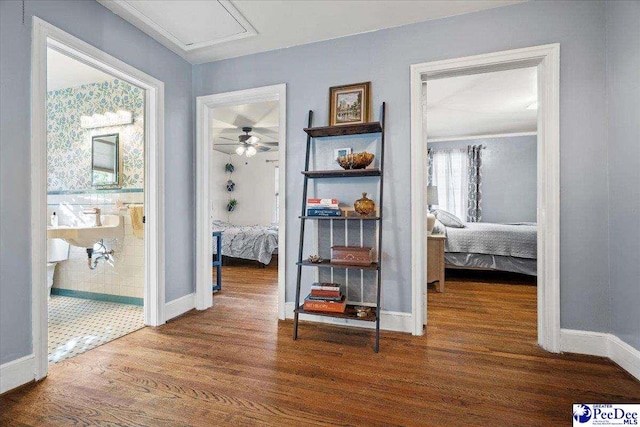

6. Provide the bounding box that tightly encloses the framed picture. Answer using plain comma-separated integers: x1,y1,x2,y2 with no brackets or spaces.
334,147,352,159
329,81,371,126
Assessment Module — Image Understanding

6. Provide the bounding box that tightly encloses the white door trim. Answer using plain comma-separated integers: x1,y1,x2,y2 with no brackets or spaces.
409,44,561,352
31,17,166,382
195,84,287,319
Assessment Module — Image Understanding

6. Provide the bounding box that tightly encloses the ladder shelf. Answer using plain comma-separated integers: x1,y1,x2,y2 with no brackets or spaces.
293,102,386,352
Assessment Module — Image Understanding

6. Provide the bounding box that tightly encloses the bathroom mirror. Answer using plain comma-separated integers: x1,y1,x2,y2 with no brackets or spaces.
91,133,120,187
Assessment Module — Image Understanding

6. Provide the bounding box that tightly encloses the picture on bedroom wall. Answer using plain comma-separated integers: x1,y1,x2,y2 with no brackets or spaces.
329,82,371,126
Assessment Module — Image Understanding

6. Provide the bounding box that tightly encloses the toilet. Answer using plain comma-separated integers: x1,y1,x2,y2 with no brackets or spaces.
47,238,69,299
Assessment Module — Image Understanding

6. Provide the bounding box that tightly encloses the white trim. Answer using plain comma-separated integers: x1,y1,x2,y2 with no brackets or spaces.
0,355,35,395
427,131,537,143
410,44,561,351
30,18,165,386
195,84,287,319
560,329,640,381
164,293,196,322
285,303,412,334
97,0,257,59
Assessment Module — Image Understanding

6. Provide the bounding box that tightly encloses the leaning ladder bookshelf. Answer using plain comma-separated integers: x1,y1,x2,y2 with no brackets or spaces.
293,102,386,352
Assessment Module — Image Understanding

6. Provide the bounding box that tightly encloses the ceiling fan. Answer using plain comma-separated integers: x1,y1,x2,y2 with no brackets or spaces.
214,127,278,157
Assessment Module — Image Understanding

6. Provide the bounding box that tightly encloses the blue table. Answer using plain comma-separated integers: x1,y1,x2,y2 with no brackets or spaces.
212,231,222,291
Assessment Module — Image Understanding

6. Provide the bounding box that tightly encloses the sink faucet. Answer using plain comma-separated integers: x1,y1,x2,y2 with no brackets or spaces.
82,207,102,226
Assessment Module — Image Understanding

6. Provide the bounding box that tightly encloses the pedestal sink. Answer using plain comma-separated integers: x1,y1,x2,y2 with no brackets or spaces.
47,214,124,248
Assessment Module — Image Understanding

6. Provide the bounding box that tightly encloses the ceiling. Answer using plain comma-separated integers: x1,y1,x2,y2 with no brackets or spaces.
210,101,279,154
47,48,114,91
425,66,538,141
98,0,525,64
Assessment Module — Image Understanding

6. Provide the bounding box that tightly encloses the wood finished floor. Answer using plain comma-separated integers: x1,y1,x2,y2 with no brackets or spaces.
1,264,638,426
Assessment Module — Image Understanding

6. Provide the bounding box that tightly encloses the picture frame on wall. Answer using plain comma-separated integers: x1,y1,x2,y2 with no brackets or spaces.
334,147,352,159
329,82,371,126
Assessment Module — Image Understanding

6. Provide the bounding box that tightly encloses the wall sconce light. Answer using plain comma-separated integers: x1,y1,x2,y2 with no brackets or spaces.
80,110,133,129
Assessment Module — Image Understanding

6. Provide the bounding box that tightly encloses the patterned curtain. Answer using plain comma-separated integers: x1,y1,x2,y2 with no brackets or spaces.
466,145,483,222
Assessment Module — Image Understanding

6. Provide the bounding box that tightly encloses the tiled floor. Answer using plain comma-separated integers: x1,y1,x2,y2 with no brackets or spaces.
48,296,144,364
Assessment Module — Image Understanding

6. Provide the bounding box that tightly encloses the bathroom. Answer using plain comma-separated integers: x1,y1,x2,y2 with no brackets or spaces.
46,48,145,363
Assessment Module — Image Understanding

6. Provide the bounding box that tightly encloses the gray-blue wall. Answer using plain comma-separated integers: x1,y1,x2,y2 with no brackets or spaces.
0,0,194,364
429,135,537,224
606,0,640,350
194,0,611,332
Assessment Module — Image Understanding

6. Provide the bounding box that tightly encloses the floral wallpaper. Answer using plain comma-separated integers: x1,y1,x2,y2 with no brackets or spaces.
47,79,144,191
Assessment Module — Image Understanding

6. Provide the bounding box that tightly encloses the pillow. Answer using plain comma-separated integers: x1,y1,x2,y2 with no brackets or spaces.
432,218,446,235
433,209,465,228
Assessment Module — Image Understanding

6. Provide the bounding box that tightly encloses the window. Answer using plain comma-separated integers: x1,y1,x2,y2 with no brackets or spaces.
430,149,468,220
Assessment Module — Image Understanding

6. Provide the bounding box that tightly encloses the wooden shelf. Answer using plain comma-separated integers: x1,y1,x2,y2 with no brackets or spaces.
302,169,381,178
297,260,379,270
300,216,381,221
295,305,377,322
304,122,382,138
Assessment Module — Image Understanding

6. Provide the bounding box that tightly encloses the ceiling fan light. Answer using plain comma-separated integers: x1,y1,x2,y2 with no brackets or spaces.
235,146,246,155
246,146,257,157
247,135,260,144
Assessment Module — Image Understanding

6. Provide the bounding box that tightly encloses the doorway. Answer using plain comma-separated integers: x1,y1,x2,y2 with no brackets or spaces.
410,44,560,352
31,18,165,380
195,85,287,318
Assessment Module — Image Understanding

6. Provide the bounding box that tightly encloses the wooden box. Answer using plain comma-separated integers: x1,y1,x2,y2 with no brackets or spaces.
331,246,373,266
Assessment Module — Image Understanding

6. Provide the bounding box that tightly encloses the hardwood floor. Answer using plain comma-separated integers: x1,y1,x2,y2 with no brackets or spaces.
1,264,638,426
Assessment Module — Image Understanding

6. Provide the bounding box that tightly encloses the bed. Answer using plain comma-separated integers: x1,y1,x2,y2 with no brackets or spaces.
437,221,537,276
211,220,278,265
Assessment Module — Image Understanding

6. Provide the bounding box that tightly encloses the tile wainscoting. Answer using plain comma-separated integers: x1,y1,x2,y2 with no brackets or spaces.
47,190,144,299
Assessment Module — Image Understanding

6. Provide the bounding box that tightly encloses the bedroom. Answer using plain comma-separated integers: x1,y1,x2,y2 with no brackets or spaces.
424,66,539,334
208,99,281,300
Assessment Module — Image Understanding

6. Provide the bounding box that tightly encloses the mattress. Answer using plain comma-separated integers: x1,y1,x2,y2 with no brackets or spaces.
445,222,537,259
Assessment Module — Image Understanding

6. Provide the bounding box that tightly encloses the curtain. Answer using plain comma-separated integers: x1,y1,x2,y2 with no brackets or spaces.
466,145,483,222
430,148,469,220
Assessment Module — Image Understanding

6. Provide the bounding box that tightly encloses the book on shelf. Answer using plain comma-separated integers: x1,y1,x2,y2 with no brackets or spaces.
306,294,343,302
303,295,347,313
310,289,341,298
310,282,341,290
307,198,338,206
307,208,341,217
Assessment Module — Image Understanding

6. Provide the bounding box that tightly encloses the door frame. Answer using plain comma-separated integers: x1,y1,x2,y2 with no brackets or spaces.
409,44,561,352
31,17,166,380
195,84,287,318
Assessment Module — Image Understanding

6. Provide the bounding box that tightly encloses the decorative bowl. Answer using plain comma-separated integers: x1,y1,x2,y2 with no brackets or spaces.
336,152,375,170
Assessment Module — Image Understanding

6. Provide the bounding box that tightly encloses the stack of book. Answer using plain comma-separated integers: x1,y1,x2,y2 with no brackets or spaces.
306,198,341,217
303,282,346,313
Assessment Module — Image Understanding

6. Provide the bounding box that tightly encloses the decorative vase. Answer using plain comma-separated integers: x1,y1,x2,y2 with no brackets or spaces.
354,192,375,216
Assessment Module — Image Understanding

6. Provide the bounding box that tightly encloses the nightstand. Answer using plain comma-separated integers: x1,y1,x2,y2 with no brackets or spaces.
427,234,446,292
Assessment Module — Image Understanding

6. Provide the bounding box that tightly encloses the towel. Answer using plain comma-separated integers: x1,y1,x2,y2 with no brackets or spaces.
128,204,144,239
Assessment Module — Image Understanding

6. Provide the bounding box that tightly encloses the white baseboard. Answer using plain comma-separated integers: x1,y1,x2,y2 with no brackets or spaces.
0,354,34,394
560,329,640,381
164,293,196,322
284,302,412,333
609,335,640,381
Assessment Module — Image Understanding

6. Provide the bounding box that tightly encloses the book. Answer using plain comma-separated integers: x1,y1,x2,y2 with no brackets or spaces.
310,282,341,290
307,203,339,209
307,198,338,205
306,294,343,302
310,289,341,298
307,208,341,217
303,295,347,313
